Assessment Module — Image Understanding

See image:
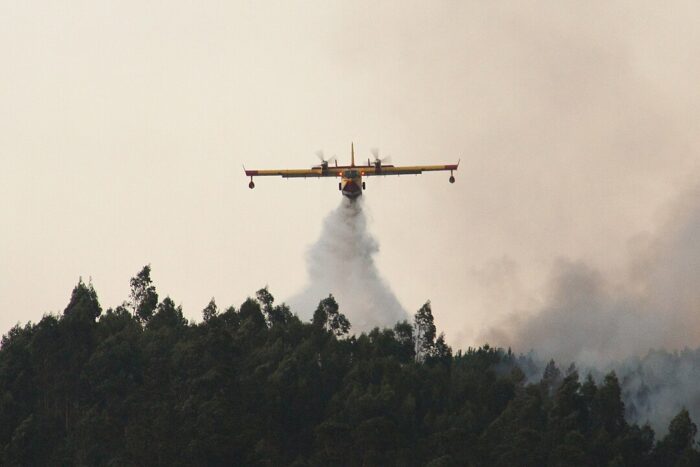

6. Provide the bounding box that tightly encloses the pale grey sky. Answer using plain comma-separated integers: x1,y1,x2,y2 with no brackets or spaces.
2,1,699,351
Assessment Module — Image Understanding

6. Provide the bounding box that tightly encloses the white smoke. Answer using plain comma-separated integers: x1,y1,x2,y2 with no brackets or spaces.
615,349,700,435
288,197,408,332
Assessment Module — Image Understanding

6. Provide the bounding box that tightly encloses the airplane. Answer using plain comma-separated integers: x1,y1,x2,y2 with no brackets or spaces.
244,143,459,199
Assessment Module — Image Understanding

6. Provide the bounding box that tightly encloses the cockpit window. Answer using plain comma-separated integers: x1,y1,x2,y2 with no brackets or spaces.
345,170,359,178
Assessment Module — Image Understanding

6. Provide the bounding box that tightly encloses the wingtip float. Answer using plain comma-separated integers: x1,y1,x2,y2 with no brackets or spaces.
244,143,458,199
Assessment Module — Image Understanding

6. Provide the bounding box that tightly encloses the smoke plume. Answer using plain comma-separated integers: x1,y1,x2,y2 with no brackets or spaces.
288,197,408,332
486,183,700,365
484,183,700,432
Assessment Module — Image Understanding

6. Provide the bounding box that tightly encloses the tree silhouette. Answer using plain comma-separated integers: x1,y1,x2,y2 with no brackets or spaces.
1,276,698,466
129,265,158,324
312,294,350,337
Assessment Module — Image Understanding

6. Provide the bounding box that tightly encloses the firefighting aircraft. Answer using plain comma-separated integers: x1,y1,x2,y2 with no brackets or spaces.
244,143,459,199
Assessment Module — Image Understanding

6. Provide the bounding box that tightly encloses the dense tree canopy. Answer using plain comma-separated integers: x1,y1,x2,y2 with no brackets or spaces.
0,269,698,466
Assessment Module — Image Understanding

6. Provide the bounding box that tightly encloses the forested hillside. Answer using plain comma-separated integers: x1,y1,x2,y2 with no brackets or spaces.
1,267,699,466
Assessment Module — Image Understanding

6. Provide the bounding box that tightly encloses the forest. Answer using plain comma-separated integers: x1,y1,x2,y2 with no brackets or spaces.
1,266,699,466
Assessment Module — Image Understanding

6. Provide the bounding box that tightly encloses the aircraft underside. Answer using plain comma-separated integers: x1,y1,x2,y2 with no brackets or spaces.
341,179,362,199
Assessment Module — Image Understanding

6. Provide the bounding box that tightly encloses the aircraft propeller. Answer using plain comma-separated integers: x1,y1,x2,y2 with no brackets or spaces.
315,150,337,167
370,148,391,168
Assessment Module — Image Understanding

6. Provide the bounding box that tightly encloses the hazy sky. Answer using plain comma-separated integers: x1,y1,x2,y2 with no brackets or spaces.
2,1,699,353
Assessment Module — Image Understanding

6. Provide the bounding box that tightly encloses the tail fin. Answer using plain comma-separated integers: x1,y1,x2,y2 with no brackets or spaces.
351,142,355,167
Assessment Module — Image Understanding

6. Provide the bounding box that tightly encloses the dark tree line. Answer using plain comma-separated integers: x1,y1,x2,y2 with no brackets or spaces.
1,266,698,466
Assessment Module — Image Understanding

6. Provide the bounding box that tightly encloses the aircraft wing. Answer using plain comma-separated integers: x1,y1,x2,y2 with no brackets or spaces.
362,163,459,176
244,168,331,178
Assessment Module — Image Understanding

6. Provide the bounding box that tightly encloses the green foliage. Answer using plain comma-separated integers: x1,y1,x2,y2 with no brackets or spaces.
201,298,218,322
239,297,266,331
312,294,350,337
148,296,187,329
0,277,698,466
64,278,102,322
593,372,626,436
129,265,158,324
256,286,293,327
654,408,700,467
